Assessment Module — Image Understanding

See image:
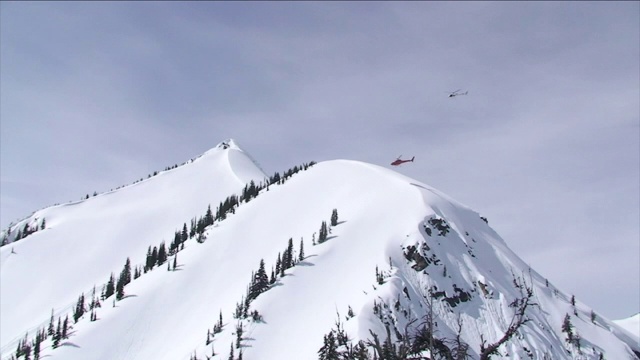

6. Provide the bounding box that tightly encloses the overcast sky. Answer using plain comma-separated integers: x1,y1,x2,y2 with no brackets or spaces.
1,2,638,321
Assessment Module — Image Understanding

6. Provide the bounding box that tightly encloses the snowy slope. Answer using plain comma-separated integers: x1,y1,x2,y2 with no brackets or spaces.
0,139,266,352
615,314,640,339
2,144,638,360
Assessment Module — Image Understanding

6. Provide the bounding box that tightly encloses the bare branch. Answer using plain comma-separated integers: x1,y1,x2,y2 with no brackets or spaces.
479,276,536,360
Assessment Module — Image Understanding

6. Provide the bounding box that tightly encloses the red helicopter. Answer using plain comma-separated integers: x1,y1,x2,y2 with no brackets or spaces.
391,155,415,166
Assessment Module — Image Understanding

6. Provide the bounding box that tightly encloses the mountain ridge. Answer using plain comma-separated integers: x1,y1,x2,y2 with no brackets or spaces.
0,139,267,349
1,141,638,360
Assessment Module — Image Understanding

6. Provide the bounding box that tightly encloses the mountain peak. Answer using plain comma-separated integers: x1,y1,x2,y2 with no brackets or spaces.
215,138,241,150
2,142,638,360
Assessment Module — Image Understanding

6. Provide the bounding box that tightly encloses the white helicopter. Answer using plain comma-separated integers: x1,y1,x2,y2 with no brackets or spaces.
447,89,468,98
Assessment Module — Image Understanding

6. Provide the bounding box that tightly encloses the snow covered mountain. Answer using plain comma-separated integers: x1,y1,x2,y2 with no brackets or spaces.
1,140,638,360
615,314,640,340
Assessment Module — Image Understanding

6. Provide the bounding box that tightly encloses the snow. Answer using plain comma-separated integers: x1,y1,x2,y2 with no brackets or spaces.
614,313,640,340
1,142,638,360
0,139,266,353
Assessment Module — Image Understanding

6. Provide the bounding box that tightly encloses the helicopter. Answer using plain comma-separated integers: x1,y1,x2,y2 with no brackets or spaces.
447,89,468,98
391,156,415,166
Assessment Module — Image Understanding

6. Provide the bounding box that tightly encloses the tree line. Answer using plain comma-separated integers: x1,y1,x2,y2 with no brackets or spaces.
10,161,317,359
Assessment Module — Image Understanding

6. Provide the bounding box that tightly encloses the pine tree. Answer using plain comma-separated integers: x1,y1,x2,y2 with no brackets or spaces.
90,285,97,310
190,218,197,238
347,306,355,319
157,242,167,265
73,293,86,322
145,246,153,271
275,253,282,277
48,309,55,337
173,254,178,271
283,238,294,270
206,205,215,225
288,238,294,265
15,338,22,358
105,273,115,299
53,318,61,348
235,323,243,349
214,310,224,333
375,266,385,285
318,221,328,243
182,223,189,243
299,238,305,261
123,258,132,286
228,342,234,360
23,342,31,360
381,336,395,360
33,331,42,360
287,238,296,269
331,209,339,226
116,271,126,300
23,223,31,237
318,331,339,360
243,296,250,319
249,259,270,301
570,294,576,306
353,341,370,360
269,267,276,285
62,315,69,339
171,231,180,254
562,313,574,342
197,216,206,234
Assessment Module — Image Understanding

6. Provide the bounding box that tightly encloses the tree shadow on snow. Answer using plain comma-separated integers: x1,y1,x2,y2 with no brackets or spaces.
59,341,81,348
297,261,315,266
579,338,604,355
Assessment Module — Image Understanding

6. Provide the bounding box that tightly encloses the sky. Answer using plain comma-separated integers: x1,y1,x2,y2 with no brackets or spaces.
1,2,638,321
